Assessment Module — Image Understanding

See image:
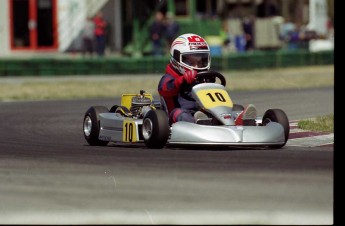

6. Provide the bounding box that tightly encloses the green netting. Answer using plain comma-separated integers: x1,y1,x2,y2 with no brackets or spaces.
0,50,333,76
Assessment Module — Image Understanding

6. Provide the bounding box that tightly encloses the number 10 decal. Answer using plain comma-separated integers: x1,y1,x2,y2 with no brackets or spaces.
197,89,233,109
206,92,226,102
123,120,137,142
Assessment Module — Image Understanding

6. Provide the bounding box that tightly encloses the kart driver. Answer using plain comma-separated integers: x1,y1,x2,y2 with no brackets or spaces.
158,33,257,125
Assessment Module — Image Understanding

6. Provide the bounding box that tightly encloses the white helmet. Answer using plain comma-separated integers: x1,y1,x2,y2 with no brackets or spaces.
170,33,211,75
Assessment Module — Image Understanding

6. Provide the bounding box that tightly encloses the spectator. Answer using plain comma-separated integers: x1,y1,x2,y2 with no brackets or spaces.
93,11,107,57
242,15,255,51
326,17,334,40
82,16,95,57
279,17,296,42
150,11,165,57
164,12,180,53
221,20,236,53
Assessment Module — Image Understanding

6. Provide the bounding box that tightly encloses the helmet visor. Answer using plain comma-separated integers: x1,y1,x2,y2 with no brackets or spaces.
181,53,210,70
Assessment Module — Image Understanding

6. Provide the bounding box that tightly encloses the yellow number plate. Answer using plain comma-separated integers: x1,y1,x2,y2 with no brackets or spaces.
197,89,233,109
122,120,138,142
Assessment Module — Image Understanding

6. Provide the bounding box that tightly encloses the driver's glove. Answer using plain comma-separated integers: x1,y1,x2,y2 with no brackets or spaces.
183,70,197,84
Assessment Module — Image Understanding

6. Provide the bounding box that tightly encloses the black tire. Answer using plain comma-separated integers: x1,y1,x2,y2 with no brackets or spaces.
262,109,290,148
83,106,110,146
232,104,244,111
110,105,130,116
109,105,119,113
142,110,170,149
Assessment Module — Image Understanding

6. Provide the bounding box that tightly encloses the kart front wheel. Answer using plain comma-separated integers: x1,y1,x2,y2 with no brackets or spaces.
142,110,170,149
83,106,109,146
262,109,290,148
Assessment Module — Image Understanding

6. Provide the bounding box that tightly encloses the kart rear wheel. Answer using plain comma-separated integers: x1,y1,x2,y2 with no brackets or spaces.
262,109,290,148
142,110,170,149
83,106,110,146
109,105,119,113
110,105,130,116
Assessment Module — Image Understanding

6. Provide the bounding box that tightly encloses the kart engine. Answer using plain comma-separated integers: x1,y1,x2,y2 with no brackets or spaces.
130,90,152,118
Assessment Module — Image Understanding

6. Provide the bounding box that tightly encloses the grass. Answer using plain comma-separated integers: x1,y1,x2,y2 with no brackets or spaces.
0,65,334,101
298,114,334,133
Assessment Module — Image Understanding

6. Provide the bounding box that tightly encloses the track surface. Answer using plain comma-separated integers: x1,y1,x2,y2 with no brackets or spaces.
0,87,333,224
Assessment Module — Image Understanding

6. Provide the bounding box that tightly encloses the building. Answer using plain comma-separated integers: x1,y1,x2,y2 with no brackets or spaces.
0,0,334,56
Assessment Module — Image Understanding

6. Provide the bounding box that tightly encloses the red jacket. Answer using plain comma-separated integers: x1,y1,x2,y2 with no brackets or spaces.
93,16,106,36
158,64,198,113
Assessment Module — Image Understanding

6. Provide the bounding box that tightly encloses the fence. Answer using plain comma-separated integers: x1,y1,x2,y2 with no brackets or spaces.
0,50,333,76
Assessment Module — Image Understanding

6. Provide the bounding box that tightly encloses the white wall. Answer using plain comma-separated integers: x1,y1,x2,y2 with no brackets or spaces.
255,17,283,49
0,0,10,56
307,0,328,36
57,0,88,51
57,0,109,52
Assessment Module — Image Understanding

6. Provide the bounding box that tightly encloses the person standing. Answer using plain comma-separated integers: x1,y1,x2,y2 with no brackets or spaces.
242,15,255,51
93,11,107,57
164,12,180,52
82,17,95,57
149,11,165,57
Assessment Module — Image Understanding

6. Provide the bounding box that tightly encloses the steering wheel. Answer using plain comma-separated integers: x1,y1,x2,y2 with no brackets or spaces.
180,70,227,101
194,71,226,87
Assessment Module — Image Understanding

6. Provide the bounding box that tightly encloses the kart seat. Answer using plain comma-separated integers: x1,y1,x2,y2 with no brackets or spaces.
159,96,169,116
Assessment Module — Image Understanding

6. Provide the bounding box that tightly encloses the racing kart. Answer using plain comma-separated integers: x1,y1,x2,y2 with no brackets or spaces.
83,71,290,149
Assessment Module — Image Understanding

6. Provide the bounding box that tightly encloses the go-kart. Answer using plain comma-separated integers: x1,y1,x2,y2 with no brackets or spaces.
83,71,290,149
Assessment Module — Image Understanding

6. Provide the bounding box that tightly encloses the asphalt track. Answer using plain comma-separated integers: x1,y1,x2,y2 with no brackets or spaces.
0,87,334,224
